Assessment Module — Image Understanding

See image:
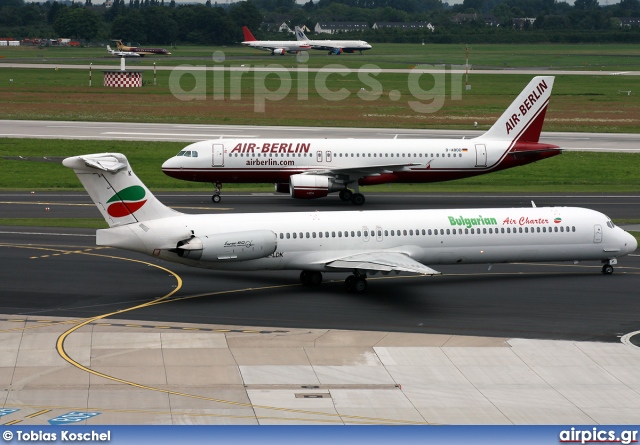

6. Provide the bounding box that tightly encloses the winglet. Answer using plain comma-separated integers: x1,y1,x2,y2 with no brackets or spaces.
242,26,257,42
477,76,554,143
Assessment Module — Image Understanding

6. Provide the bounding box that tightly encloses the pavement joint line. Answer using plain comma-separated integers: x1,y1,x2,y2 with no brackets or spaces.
0,317,288,334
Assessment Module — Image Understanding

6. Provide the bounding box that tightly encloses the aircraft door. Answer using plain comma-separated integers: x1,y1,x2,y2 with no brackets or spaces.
594,224,602,243
326,151,332,163
362,226,370,242
317,151,322,163
212,144,224,167
376,225,383,242
475,144,487,167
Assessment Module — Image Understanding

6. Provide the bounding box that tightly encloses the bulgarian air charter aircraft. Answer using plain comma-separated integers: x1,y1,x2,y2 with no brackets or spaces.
241,26,311,55
162,76,561,205
65,152,636,293
294,26,372,54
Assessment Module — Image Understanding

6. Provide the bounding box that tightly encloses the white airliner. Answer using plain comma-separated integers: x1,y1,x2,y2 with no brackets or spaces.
162,76,561,205
64,152,636,293
241,26,311,55
106,45,140,58
295,26,372,54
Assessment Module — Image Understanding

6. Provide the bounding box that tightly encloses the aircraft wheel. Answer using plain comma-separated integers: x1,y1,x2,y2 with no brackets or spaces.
212,194,221,203
300,270,311,285
309,271,323,286
339,189,353,201
351,193,365,206
354,277,367,293
602,264,614,275
344,275,356,292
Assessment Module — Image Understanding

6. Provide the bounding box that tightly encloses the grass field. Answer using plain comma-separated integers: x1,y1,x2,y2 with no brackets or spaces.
2,43,640,70
0,69,638,132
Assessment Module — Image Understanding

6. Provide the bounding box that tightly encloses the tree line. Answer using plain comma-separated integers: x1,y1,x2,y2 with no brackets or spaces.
0,0,639,45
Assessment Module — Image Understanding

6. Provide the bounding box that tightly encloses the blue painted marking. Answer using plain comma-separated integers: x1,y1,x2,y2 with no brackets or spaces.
48,411,101,425
0,408,19,417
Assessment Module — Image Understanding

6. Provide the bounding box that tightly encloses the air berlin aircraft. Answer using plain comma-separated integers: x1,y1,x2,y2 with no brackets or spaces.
64,152,635,293
162,76,561,205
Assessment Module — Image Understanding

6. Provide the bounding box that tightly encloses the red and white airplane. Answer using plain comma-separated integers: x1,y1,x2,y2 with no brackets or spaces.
162,76,561,205
241,26,311,55
65,152,636,293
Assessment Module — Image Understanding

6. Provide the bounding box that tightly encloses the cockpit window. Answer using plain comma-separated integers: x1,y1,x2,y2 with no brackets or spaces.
192,151,198,157
177,150,186,156
184,151,192,157
606,220,615,229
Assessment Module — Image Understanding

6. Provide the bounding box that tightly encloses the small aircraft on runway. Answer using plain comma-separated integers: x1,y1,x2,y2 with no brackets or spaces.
240,26,311,55
162,76,561,205
106,45,140,58
64,152,636,293
112,40,171,56
294,26,372,55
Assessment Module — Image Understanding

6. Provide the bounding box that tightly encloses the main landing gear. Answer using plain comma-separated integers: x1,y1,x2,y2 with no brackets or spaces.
299,270,368,293
211,181,222,203
601,258,617,275
300,270,323,286
338,189,365,206
344,273,367,293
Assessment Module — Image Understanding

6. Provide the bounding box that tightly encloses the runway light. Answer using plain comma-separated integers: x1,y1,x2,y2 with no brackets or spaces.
45,207,50,211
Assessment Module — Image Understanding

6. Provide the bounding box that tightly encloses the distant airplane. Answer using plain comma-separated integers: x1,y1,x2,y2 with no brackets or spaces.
106,45,140,58
112,40,171,56
241,26,311,55
162,76,561,205
295,26,372,55
64,152,636,293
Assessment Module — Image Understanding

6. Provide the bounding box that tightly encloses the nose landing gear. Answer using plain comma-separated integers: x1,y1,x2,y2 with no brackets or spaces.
601,258,617,275
212,181,222,203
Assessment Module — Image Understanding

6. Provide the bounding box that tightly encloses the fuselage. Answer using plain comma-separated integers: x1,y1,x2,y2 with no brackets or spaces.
161,137,560,185
97,206,636,273
308,40,372,52
242,41,311,53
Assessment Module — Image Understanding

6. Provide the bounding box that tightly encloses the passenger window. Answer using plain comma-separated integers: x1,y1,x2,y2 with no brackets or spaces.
287,233,291,239
279,233,284,239
293,233,297,239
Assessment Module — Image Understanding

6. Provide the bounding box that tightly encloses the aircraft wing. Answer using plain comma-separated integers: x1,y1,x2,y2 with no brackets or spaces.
326,252,441,275
302,163,421,178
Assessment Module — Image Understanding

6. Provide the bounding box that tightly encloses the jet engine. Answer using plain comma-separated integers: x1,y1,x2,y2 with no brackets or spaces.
272,48,286,55
289,174,344,199
174,230,277,261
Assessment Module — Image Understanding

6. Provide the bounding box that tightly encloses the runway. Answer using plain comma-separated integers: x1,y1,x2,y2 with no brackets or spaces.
2,63,639,77
1,192,640,425
1,120,639,152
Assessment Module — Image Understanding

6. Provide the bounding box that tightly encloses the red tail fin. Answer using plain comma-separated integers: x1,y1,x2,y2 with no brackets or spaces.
242,26,257,42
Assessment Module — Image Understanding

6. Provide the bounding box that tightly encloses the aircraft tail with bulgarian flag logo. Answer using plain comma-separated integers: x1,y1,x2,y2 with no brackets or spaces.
63,153,180,228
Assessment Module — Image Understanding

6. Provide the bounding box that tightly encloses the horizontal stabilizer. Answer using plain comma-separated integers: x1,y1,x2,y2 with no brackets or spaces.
327,252,440,275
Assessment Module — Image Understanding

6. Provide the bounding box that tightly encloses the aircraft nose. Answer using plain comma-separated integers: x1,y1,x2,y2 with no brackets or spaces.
625,231,638,254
